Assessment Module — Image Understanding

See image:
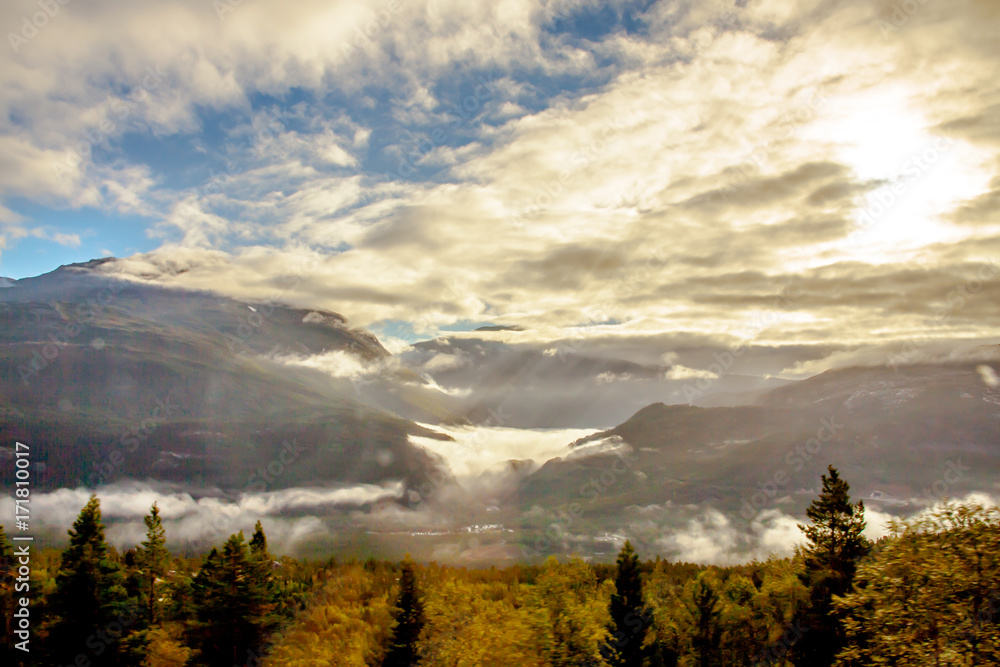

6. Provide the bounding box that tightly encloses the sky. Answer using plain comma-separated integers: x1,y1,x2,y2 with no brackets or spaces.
2,0,999,356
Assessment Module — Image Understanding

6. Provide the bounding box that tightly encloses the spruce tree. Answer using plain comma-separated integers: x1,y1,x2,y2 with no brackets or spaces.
249,520,268,558
136,502,170,626
190,532,277,667
685,572,721,667
602,540,651,666
46,496,133,667
383,557,424,667
792,465,869,667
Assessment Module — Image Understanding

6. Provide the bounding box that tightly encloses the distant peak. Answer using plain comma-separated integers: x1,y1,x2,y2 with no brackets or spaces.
62,257,119,271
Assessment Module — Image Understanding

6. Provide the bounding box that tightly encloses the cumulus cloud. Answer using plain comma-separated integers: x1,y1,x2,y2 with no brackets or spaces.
3,0,1000,355
654,507,806,565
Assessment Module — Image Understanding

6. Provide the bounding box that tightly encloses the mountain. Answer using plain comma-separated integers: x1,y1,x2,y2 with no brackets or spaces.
0,259,450,494
514,360,1000,553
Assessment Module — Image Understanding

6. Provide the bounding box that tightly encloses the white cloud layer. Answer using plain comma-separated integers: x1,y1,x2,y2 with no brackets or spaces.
0,481,403,550
409,424,594,479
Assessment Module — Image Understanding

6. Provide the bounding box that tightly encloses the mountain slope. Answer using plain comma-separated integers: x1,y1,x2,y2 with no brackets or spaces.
517,361,1000,543
0,259,449,493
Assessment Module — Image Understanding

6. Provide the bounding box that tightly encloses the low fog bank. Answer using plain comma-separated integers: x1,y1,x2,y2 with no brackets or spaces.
10,471,997,566
0,480,403,553
409,424,597,480
644,491,1000,565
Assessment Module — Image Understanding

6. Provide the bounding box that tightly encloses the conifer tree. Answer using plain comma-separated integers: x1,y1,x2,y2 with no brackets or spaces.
792,466,869,667
0,524,15,662
0,522,11,566
136,502,171,626
46,496,133,667
603,540,651,666
685,572,721,667
190,531,277,667
249,520,268,559
383,557,424,667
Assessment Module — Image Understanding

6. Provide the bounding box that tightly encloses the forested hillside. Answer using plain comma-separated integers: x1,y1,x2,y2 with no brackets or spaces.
1,468,997,666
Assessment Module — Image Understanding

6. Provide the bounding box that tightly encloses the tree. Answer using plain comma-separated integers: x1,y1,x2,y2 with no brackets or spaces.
189,532,277,667
383,557,424,667
0,524,15,662
835,502,1000,666
532,556,610,665
792,466,869,667
136,503,170,626
603,540,652,666
799,466,869,587
46,495,135,667
249,520,268,559
142,623,192,667
684,572,721,667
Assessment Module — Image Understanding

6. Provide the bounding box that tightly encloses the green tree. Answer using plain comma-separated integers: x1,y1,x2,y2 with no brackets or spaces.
684,572,721,667
603,540,652,666
835,502,1000,666
383,557,424,667
792,466,869,667
189,532,277,667
136,503,170,626
46,495,135,667
249,520,268,559
0,524,15,663
717,573,757,666
531,556,610,665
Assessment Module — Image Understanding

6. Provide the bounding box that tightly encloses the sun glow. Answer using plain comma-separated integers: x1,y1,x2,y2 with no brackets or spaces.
803,88,993,260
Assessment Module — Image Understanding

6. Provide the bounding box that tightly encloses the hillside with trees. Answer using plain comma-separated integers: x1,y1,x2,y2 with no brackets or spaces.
1,467,997,666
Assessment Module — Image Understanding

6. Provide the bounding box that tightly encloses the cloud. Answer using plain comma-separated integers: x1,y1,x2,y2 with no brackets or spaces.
273,349,383,380
2,0,999,355
653,493,1000,566
409,424,594,479
977,364,1000,389
666,365,720,380
653,507,807,565
0,481,404,551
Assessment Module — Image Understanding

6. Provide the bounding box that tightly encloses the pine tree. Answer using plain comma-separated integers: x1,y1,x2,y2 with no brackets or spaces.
46,495,134,667
249,520,268,558
799,466,869,587
190,532,278,667
136,503,171,626
603,540,651,667
383,557,424,667
685,572,721,667
792,466,869,667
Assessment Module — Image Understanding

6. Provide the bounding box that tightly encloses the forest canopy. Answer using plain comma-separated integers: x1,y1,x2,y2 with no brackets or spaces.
1,468,997,666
